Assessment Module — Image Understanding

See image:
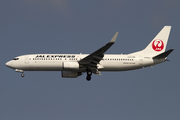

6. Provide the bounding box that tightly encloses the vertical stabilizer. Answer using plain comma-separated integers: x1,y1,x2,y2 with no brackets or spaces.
129,26,171,57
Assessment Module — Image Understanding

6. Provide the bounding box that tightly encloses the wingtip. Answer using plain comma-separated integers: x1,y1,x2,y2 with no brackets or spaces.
110,32,118,43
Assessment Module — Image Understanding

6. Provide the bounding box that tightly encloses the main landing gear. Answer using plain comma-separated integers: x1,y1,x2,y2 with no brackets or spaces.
86,69,92,81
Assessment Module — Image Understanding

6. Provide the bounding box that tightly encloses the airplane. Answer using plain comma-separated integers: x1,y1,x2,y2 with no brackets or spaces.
5,26,174,81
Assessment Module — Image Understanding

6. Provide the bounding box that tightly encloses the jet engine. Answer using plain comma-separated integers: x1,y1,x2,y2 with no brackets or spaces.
61,71,82,78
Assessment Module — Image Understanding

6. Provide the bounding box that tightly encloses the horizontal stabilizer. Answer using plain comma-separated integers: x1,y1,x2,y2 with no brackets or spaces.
153,49,174,59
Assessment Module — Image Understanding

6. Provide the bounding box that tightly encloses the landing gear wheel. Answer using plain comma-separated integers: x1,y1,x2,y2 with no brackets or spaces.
87,71,92,76
86,68,92,81
87,69,92,76
86,75,91,81
21,73,25,77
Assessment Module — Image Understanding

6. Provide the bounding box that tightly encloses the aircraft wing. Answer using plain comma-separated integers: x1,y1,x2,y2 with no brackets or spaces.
78,32,118,68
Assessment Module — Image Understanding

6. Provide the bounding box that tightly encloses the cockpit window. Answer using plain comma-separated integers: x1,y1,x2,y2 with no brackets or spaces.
13,58,19,60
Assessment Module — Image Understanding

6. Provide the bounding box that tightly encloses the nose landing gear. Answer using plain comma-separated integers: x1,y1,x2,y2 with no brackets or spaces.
15,69,24,77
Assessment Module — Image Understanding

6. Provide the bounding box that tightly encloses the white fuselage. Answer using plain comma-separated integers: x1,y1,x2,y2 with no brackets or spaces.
6,54,163,72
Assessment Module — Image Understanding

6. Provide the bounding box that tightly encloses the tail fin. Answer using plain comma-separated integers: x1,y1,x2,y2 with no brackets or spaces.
130,26,171,57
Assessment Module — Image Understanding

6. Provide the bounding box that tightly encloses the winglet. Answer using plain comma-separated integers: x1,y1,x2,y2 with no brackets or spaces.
110,32,118,43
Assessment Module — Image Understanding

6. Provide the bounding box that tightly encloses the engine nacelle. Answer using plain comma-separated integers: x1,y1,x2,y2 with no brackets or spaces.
61,71,82,78
63,62,79,70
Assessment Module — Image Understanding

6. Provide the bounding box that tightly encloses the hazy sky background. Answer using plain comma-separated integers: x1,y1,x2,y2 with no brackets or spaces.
1,0,180,120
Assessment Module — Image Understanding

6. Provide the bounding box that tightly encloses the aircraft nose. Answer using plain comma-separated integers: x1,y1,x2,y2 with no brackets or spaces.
5,61,13,68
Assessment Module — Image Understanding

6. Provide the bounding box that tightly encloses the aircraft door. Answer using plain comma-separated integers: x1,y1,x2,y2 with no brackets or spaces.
139,56,143,65
24,56,29,64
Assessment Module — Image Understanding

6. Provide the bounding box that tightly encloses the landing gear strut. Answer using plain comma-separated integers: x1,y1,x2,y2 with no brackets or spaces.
15,69,24,78
86,69,92,81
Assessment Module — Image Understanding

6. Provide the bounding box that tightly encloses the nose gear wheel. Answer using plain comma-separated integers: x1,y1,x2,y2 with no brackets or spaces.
21,73,25,77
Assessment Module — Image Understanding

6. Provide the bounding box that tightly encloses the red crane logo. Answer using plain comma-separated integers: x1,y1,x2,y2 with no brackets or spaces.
152,39,164,51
